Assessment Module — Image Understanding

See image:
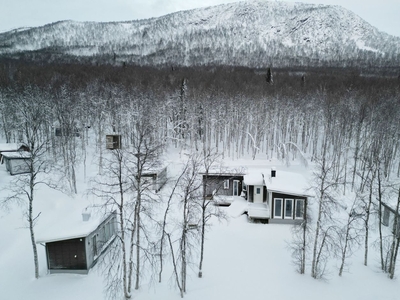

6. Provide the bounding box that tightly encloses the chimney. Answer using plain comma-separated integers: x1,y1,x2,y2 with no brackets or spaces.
82,208,91,222
271,167,276,178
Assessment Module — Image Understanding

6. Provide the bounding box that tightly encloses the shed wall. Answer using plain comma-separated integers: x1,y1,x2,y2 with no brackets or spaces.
46,238,87,272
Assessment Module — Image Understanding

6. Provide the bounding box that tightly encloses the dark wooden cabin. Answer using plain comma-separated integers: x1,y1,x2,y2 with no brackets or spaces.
38,211,117,274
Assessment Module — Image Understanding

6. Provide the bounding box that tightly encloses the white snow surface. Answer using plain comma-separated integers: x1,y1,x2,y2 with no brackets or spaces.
0,145,399,300
36,209,106,243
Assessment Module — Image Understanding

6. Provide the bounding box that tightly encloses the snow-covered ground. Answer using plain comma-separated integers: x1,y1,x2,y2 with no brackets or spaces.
0,146,398,300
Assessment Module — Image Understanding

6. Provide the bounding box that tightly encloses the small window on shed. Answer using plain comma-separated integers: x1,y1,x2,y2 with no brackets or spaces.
105,222,110,240
55,128,62,137
92,235,98,256
383,206,390,227
223,179,229,189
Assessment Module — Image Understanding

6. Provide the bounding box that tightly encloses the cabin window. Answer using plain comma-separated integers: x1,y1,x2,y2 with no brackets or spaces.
295,199,305,219
101,226,106,242
274,198,283,218
383,206,390,227
284,199,294,219
223,179,229,189
105,222,110,240
92,235,98,256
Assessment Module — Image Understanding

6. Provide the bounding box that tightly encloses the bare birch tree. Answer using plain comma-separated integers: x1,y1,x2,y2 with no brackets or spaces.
169,154,202,298
2,85,52,279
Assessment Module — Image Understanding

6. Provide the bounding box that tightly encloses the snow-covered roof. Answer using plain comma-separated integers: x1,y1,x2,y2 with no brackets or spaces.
199,164,246,176
36,210,114,244
0,143,23,152
1,151,31,159
244,169,312,197
243,171,265,186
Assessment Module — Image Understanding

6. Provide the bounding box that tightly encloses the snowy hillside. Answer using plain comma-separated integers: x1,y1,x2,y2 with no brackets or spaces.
0,1,399,68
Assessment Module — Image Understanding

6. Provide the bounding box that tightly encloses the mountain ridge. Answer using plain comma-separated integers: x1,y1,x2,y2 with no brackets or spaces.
1,1,399,69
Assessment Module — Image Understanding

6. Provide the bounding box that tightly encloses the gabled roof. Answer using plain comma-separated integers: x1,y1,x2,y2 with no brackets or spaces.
244,169,312,197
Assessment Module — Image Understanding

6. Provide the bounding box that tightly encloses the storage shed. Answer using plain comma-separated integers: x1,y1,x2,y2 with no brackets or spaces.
0,143,30,161
37,210,117,274
106,134,121,149
142,166,168,192
381,202,400,237
0,151,31,175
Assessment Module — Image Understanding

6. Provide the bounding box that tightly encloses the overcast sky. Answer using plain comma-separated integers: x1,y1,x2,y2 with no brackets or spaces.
1,0,399,37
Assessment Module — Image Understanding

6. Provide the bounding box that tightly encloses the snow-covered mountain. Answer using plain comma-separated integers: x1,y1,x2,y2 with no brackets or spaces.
1,1,399,68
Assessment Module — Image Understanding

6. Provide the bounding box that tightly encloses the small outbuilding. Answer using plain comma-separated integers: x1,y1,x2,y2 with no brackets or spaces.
106,134,121,149
0,151,32,175
142,166,168,192
381,202,400,237
0,143,30,161
37,210,117,274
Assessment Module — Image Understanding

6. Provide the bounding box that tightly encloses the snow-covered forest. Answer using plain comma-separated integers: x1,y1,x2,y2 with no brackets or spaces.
0,61,400,299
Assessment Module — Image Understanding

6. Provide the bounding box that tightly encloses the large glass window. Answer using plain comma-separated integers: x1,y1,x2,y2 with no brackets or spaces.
285,199,294,219
274,198,283,218
295,199,305,219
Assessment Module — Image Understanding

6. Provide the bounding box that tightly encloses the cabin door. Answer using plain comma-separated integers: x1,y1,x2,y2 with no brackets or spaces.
253,186,263,203
233,180,239,196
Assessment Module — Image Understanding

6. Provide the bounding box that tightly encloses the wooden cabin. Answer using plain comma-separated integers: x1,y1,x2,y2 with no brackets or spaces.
201,172,245,205
0,151,31,175
106,134,121,150
37,210,117,274
244,168,311,224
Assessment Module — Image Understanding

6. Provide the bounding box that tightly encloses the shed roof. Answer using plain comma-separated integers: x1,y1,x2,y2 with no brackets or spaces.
36,210,115,244
1,151,31,159
0,143,23,152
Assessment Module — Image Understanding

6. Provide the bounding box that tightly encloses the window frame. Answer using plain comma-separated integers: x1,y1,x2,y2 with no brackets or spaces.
284,198,294,219
274,198,283,218
295,199,305,219
223,179,229,190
